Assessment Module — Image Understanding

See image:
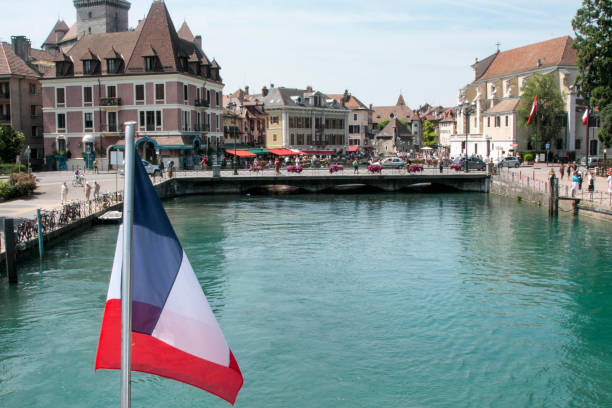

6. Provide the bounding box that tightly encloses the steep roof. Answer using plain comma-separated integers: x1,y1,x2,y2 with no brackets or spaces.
263,87,347,110
472,52,499,81
0,43,40,77
376,118,411,138
178,22,195,41
43,20,70,47
372,104,418,123
327,93,369,110
485,98,521,114
396,94,406,106
61,23,78,43
480,36,576,80
45,1,216,79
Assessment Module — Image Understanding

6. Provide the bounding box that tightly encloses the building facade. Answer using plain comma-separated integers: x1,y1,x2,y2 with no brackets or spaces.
263,86,349,154
41,1,224,170
0,36,55,167
328,90,372,150
451,36,599,161
372,94,421,151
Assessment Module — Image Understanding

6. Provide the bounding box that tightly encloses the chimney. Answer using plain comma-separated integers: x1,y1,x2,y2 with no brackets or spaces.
262,86,268,97
271,83,275,88
194,35,202,49
245,86,249,95
306,85,313,92
11,36,31,62
343,89,350,103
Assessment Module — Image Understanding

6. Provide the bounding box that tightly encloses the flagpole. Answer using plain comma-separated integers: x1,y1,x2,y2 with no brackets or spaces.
121,121,137,408
585,108,589,167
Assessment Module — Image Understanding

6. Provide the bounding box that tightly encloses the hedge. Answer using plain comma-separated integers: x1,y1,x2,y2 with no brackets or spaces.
0,172,37,199
0,164,26,175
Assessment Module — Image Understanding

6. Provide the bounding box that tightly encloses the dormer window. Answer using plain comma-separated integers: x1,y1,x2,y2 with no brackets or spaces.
106,58,123,74
177,57,188,72
83,59,100,75
55,61,74,77
144,56,161,72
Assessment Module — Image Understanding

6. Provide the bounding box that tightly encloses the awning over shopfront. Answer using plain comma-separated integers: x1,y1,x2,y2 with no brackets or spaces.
248,149,270,155
267,148,298,156
112,136,193,151
347,145,359,152
300,150,335,155
227,150,256,158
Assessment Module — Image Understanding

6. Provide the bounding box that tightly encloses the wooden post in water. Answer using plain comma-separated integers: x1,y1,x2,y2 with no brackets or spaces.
3,218,17,283
36,209,44,258
548,170,559,217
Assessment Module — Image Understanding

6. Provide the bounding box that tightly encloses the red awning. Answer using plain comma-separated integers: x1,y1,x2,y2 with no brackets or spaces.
227,150,256,158
267,148,298,156
348,145,359,152
300,150,335,155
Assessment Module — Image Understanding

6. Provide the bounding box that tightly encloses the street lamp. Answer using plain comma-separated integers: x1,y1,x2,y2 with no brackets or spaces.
461,102,475,173
227,102,239,175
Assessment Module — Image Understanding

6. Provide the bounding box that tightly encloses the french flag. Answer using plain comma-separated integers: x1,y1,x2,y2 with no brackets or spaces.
583,108,590,125
95,155,243,404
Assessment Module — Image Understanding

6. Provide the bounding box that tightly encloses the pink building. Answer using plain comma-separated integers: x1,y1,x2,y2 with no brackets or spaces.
41,1,224,169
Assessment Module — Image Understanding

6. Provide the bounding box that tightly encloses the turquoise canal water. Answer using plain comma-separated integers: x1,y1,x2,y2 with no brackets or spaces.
1,193,612,407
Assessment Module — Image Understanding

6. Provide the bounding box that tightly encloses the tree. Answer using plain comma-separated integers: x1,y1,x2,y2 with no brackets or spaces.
0,125,25,163
377,119,390,130
572,0,612,109
517,74,565,150
423,120,437,147
598,104,612,149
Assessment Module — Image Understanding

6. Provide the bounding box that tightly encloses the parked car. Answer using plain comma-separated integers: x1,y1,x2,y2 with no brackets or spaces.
122,160,160,176
380,157,405,168
499,156,521,168
580,157,601,168
453,156,486,171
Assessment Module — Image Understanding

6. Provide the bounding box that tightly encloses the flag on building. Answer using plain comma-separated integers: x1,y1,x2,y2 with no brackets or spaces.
95,155,243,404
527,95,538,124
582,108,589,125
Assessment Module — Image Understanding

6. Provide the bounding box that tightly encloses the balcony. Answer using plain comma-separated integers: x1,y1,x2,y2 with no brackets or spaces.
195,99,210,108
101,124,122,136
193,123,210,132
0,114,10,122
101,97,122,111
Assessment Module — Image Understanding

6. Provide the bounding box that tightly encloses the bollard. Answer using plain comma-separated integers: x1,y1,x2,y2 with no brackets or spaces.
548,171,559,216
36,209,44,258
3,218,17,283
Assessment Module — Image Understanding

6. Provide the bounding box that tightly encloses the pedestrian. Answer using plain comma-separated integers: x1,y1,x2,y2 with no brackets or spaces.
578,170,583,190
274,158,280,175
608,170,612,197
587,171,594,199
559,163,565,180
93,159,98,174
159,160,165,178
571,171,579,197
200,156,208,170
353,158,359,174
93,180,100,199
85,182,92,201
61,181,68,203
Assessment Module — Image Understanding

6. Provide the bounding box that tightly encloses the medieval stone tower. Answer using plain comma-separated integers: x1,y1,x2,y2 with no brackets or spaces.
73,0,131,39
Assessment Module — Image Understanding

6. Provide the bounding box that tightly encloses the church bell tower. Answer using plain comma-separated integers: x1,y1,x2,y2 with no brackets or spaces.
73,0,131,39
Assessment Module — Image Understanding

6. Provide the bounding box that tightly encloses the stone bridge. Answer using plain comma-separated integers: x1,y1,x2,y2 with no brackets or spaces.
156,172,490,198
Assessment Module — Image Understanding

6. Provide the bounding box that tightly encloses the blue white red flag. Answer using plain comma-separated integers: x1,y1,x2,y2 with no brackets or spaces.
95,155,243,404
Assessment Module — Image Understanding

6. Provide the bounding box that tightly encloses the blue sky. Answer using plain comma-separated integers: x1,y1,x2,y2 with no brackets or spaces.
1,0,582,108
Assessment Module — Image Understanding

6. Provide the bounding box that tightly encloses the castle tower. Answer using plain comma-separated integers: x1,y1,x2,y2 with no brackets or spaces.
73,0,131,39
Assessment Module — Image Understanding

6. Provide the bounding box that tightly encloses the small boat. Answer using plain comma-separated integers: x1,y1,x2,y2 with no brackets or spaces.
98,211,122,224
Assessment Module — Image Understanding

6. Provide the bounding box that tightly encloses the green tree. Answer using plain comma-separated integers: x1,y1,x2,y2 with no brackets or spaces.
423,120,437,147
517,74,565,150
0,125,25,163
377,119,390,130
598,104,612,149
572,0,612,108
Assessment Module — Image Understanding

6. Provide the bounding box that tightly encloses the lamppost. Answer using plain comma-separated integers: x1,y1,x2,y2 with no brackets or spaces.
461,102,475,173
227,102,239,175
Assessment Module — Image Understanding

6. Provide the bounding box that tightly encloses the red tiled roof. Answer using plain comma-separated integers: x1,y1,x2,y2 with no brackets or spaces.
43,20,69,46
178,22,195,42
480,36,576,80
327,93,369,110
61,23,78,43
485,99,520,114
377,118,411,138
0,43,40,77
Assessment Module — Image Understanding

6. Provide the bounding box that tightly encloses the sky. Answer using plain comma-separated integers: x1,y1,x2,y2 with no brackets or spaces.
0,0,583,108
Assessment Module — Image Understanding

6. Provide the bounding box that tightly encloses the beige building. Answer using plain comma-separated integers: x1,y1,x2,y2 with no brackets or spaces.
372,94,421,151
263,86,349,154
374,118,413,156
328,90,372,151
452,36,598,161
